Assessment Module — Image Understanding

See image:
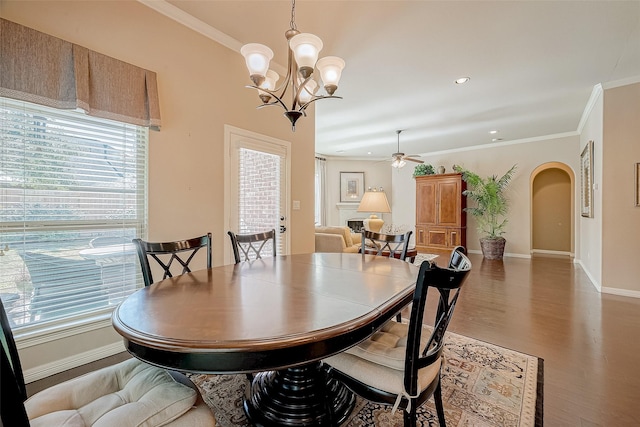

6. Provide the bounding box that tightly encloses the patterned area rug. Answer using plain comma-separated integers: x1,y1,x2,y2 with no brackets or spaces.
413,253,439,265
190,332,543,427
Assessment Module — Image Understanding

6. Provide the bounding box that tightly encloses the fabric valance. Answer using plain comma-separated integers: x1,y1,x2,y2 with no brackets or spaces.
0,18,161,130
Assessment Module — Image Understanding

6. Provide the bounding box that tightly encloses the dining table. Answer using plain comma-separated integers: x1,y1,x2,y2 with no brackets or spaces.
112,252,419,426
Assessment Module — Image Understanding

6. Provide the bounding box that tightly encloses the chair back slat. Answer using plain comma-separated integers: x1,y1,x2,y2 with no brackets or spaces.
227,230,277,264
133,233,212,286
361,230,413,261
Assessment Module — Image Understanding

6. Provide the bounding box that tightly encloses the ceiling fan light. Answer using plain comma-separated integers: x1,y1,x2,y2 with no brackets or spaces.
391,158,406,168
241,43,274,85
290,33,323,77
316,56,345,95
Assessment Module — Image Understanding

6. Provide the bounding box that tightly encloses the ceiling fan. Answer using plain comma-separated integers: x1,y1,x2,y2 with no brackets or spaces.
390,130,423,168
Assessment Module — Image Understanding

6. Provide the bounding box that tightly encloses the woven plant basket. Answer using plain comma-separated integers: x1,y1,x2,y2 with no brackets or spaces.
479,237,506,260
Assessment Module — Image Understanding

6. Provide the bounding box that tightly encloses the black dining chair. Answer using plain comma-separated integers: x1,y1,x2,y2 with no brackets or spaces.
227,229,276,382
0,299,216,426
132,233,212,287
227,229,276,264
324,246,471,427
361,230,413,261
362,229,413,321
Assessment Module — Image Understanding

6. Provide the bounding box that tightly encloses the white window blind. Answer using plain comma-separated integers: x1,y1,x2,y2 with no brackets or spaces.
0,97,147,329
238,147,284,257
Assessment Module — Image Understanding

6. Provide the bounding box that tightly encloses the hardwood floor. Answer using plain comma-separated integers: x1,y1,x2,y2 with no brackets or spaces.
27,253,640,426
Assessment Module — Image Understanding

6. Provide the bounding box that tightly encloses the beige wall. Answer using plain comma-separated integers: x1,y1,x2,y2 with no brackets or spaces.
602,82,640,294
391,136,580,257
579,88,604,287
1,1,316,376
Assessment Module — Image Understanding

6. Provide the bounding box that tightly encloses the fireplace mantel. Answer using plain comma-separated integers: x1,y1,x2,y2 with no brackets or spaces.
335,203,390,228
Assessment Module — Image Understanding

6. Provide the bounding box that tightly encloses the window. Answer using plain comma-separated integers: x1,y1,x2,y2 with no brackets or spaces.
0,97,147,330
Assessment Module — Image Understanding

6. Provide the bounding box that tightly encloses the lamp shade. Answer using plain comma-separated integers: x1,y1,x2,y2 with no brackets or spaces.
240,43,274,79
316,56,345,94
289,33,323,73
357,190,391,213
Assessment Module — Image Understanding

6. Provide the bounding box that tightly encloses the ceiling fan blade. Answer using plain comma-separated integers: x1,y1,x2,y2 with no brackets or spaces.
404,157,424,164
405,154,421,158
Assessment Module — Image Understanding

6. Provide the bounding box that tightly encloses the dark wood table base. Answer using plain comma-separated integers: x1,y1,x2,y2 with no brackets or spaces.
244,361,355,427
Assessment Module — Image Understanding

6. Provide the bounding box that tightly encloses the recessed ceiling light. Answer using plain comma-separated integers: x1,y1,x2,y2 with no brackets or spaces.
367,151,372,155
489,130,498,134
455,77,470,84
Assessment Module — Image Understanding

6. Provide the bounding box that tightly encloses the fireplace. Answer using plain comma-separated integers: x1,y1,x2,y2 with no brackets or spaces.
347,219,364,233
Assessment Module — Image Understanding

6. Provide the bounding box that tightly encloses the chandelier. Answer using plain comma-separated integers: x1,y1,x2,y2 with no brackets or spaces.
240,0,345,131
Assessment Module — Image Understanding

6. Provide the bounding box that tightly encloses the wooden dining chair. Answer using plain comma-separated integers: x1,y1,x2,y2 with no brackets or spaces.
0,299,216,427
361,230,413,261
324,247,471,427
227,229,276,264
132,233,212,286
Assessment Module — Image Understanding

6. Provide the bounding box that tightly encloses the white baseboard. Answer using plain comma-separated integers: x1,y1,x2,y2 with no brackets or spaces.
531,249,573,257
466,249,531,259
601,287,640,299
23,341,126,384
575,259,601,292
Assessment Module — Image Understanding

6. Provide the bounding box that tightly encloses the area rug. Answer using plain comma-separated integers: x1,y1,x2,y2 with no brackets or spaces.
413,253,439,265
190,332,543,427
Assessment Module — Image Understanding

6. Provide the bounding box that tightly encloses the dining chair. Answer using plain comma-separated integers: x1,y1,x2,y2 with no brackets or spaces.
361,230,413,261
227,229,276,264
227,229,276,382
132,233,212,287
0,299,216,427
361,230,413,321
324,246,472,427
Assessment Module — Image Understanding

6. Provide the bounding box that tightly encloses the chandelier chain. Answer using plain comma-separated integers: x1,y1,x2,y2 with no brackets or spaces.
290,0,297,31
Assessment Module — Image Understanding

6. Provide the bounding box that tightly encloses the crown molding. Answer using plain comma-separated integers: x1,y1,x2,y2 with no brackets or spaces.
137,0,242,52
137,0,287,75
577,84,603,134
418,131,579,158
602,75,640,90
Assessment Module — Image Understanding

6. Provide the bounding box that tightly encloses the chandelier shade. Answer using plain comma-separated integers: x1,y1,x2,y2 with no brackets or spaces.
240,0,345,131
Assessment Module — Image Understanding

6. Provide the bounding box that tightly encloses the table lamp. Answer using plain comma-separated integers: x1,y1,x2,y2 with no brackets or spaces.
357,188,391,233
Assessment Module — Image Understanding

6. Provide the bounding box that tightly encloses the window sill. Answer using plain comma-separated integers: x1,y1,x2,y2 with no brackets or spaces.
14,308,115,350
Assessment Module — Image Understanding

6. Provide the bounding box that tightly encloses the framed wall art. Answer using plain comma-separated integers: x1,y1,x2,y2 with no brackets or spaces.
580,140,594,218
635,163,640,207
340,172,364,203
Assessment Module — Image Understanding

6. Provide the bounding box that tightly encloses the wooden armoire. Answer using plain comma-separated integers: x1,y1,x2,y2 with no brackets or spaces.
415,173,466,252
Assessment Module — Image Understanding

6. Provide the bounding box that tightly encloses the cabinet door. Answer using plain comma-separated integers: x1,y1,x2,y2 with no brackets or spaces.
438,178,462,227
415,226,428,247
416,180,437,225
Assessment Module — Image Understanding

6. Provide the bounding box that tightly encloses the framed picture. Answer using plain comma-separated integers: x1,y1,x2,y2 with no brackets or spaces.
340,172,365,203
580,140,594,218
635,163,640,207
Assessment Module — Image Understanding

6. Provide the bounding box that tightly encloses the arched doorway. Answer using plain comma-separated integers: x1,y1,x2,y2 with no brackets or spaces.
530,162,575,256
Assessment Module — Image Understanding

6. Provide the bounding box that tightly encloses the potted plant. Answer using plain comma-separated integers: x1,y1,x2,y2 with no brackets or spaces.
412,164,435,178
453,164,517,259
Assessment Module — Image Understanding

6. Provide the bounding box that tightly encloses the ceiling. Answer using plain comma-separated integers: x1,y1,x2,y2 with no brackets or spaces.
151,1,640,160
